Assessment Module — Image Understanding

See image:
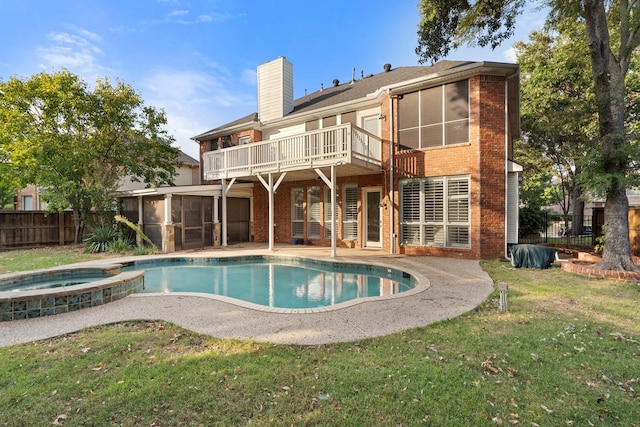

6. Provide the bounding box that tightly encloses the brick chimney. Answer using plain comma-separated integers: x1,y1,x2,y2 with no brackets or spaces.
257,57,294,122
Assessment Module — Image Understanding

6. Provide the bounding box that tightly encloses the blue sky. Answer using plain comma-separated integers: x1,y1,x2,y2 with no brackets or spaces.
0,1,547,159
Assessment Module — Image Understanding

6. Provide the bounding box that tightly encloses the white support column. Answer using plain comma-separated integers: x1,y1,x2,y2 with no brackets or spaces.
267,173,274,251
137,196,144,248
221,178,237,247
213,195,220,246
257,173,287,252
213,195,219,224
162,193,175,253
221,179,227,247
315,166,337,258
330,165,336,258
164,193,172,225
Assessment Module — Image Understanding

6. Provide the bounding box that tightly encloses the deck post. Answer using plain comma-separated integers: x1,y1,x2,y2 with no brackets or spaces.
221,179,227,247
315,166,337,258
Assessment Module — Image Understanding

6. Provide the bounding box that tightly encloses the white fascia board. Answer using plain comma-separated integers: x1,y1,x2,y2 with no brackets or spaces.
380,62,519,97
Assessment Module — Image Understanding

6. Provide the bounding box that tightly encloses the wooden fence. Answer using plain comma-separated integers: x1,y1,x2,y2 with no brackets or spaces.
0,211,76,248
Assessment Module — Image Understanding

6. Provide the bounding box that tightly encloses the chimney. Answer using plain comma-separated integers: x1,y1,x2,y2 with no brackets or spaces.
257,57,294,122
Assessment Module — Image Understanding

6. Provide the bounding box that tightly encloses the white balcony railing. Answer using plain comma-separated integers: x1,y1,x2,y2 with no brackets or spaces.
203,123,382,180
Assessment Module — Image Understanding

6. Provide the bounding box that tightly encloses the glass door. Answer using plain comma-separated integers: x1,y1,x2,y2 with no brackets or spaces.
364,188,382,248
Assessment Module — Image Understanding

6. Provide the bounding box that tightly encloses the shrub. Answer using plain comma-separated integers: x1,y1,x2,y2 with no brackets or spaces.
84,225,120,253
518,206,546,236
110,236,133,253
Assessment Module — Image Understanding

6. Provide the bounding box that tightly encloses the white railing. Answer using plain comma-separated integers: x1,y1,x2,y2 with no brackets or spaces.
203,123,382,180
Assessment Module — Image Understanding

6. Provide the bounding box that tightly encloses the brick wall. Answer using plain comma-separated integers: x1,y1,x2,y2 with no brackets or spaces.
252,174,385,248
198,74,512,259
391,74,508,259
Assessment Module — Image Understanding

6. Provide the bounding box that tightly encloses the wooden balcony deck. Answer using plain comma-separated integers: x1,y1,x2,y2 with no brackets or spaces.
203,123,382,180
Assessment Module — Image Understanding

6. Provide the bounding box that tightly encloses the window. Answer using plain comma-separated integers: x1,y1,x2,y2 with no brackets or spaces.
400,176,470,248
221,136,232,148
22,195,33,211
398,80,469,150
342,185,358,240
307,187,321,238
238,136,250,145
363,116,379,136
292,188,304,237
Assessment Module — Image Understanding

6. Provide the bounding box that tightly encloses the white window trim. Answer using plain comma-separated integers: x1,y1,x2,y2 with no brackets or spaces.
400,176,470,248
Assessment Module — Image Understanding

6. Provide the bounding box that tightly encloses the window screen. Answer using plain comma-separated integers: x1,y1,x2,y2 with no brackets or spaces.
398,80,469,150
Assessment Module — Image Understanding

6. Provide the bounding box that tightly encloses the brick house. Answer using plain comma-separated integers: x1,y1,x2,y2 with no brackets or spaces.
192,57,521,259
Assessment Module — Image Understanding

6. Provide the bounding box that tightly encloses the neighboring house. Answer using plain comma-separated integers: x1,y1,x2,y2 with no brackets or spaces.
117,150,200,191
191,57,522,259
15,185,46,211
14,150,199,212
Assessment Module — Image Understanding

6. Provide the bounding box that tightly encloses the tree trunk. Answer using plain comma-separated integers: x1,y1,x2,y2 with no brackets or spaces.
571,169,584,236
600,184,636,269
583,0,637,271
73,209,86,244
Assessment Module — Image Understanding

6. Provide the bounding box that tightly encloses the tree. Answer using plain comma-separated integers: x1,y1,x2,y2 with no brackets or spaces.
0,71,181,242
417,0,640,270
514,22,600,237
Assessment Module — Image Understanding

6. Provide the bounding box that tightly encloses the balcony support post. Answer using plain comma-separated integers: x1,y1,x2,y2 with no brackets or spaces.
221,177,236,247
257,172,287,251
315,165,337,258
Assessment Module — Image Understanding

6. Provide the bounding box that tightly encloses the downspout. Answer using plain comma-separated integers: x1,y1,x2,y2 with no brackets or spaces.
388,90,395,254
504,78,509,259
504,73,519,259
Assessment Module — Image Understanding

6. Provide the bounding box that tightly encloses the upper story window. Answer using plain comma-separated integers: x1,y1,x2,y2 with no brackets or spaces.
238,136,250,145
398,80,469,150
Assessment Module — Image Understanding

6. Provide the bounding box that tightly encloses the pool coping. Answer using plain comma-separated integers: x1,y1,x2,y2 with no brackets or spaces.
124,253,430,314
0,247,494,346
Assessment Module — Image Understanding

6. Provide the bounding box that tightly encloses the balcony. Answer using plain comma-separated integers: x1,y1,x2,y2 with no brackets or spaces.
203,123,382,180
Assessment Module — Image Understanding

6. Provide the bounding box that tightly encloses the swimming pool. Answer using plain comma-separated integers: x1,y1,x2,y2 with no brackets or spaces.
123,256,415,310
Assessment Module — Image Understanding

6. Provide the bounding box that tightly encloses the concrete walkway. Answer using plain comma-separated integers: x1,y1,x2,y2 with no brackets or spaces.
0,245,494,347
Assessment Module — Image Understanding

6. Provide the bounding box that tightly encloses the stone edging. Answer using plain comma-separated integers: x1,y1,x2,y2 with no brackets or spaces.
560,260,640,282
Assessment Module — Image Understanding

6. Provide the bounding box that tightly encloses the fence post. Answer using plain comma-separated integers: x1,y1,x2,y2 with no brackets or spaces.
59,212,65,245
545,211,548,243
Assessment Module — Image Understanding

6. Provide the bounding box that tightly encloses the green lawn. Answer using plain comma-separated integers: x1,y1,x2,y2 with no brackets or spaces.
0,248,638,426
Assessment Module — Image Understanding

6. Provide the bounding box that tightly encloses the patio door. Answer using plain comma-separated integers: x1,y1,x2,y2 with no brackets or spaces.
364,188,382,248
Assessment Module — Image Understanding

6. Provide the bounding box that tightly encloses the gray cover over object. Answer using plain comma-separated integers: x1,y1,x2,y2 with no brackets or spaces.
510,244,557,269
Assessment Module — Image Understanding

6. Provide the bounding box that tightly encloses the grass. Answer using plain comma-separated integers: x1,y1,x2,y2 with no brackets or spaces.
0,248,638,426
0,245,118,274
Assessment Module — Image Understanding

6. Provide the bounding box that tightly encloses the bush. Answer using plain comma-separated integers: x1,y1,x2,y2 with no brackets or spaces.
110,236,133,253
519,206,546,236
132,245,157,256
84,225,120,253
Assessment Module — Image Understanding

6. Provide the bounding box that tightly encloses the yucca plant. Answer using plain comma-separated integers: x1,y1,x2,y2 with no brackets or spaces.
84,225,120,253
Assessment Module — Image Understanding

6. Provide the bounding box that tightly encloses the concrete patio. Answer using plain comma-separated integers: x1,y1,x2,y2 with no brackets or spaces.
0,244,494,347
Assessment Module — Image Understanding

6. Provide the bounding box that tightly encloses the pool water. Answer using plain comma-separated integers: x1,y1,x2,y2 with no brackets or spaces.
6,274,109,292
123,258,414,309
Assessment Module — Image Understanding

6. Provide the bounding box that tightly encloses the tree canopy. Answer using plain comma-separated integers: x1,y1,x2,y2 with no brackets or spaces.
514,20,600,234
0,71,181,241
417,0,640,270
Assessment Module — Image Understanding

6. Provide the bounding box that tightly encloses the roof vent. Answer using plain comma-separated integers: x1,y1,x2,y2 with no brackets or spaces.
384,63,392,72
332,79,339,87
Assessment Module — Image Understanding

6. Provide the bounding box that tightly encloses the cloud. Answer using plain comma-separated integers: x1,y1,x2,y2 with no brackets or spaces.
141,69,256,158
171,10,234,25
241,69,257,86
38,28,109,78
503,47,518,63
169,9,189,16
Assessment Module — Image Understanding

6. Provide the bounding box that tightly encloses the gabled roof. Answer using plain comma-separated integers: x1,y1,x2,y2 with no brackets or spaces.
191,60,516,141
177,150,199,166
